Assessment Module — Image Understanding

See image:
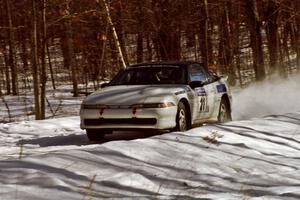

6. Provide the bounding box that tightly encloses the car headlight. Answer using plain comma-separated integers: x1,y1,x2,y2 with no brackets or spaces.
132,102,175,108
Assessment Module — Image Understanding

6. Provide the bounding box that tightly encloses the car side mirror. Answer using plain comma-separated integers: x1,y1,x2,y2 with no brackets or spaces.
100,83,110,88
189,81,204,89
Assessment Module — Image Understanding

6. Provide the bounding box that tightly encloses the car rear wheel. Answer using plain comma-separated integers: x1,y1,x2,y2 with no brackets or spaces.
175,102,188,132
86,129,111,141
217,98,232,123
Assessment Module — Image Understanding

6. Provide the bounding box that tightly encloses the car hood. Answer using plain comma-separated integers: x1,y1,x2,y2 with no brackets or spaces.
83,85,188,105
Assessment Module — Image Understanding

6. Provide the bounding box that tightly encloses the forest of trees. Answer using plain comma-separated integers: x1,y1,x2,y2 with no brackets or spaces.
0,0,299,119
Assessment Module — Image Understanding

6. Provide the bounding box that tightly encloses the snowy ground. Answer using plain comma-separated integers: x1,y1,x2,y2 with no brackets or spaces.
0,85,84,123
0,112,300,199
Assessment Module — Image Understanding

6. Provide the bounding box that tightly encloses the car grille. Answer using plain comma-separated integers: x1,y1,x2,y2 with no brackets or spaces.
83,104,131,109
84,118,157,126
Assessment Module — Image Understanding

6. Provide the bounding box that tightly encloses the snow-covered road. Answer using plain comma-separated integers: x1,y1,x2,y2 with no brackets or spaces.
0,112,300,199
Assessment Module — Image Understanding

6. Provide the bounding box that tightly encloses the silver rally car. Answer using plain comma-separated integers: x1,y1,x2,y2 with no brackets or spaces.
80,61,232,141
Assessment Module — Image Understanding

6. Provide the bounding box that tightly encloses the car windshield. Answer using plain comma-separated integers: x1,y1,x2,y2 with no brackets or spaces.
109,65,187,85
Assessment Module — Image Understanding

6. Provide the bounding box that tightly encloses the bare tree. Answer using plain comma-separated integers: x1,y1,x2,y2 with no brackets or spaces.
5,0,18,95
101,0,127,69
64,2,78,97
265,0,280,74
40,0,47,119
31,0,41,120
245,0,266,81
203,0,210,68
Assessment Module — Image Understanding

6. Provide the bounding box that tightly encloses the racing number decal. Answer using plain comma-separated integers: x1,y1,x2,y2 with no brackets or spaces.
199,96,207,112
195,87,209,113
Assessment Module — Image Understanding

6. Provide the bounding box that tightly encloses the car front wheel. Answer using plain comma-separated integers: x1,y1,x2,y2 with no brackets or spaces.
217,99,232,123
86,129,111,141
175,102,189,132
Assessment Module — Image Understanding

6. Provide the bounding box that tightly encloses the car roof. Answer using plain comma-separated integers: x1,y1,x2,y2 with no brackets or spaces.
129,61,204,68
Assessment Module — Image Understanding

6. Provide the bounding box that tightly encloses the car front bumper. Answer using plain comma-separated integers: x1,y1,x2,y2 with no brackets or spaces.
80,106,177,130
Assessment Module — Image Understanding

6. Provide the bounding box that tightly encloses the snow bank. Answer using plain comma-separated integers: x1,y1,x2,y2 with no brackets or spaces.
0,112,300,199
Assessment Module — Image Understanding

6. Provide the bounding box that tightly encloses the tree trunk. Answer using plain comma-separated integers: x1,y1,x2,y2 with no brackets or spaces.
219,2,236,85
114,0,129,65
236,53,243,87
21,32,29,71
47,42,56,89
250,28,265,81
31,0,41,120
102,0,127,69
137,33,143,63
203,0,209,68
3,50,11,94
266,0,280,74
246,0,266,81
40,0,47,119
5,0,18,95
63,5,78,97
99,20,109,80
61,35,70,69
136,1,144,63
146,35,152,61
155,0,181,61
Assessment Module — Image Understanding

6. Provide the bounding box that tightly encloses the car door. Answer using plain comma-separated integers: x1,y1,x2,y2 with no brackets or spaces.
188,64,217,121
201,69,219,119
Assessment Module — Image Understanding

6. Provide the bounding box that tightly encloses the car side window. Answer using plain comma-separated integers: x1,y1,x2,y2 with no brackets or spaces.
207,70,219,83
188,64,208,83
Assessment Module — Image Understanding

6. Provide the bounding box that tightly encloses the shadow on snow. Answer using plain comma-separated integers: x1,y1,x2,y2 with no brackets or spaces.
17,130,165,147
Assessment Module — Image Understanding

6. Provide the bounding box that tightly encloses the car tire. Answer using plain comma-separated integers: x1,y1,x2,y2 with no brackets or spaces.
175,102,189,132
217,98,232,123
86,129,111,141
